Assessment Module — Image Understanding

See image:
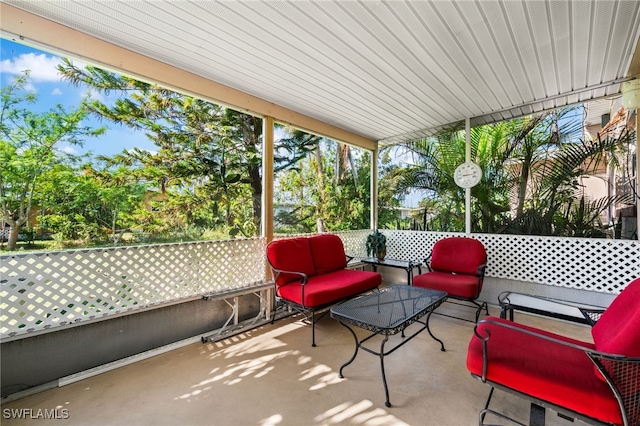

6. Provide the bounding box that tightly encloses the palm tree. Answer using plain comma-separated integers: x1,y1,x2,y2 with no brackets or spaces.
507,127,636,237
389,121,514,233
388,107,635,237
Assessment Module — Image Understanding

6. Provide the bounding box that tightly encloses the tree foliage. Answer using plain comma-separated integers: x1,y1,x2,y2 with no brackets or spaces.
0,72,106,250
389,107,636,238
274,131,371,234
57,59,320,238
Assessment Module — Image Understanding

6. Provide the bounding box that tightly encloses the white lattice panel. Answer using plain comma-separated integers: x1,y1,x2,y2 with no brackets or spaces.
2,231,638,339
0,238,266,338
384,230,460,262
336,229,371,258
273,230,371,258
383,231,639,295
476,234,639,294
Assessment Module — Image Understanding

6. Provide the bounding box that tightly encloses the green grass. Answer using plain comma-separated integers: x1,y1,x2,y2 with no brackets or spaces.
0,240,58,252
0,229,240,253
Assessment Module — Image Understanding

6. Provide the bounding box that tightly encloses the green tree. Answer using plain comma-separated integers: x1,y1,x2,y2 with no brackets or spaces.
37,164,102,242
0,72,105,250
505,129,636,236
377,149,410,229
36,163,146,243
274,131,371,234
58,60,317,238
387,125,468,232
84,164,147,238
388,107,634,237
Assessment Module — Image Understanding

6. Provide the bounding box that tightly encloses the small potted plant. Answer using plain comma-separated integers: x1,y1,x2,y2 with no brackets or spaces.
366,230,387,261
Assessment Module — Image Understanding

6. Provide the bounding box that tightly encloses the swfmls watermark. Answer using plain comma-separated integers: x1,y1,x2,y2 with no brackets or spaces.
3,408,70,420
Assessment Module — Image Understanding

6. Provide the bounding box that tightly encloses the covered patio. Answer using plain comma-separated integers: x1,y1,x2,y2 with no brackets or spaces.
1,1,640,425
1,301,594,426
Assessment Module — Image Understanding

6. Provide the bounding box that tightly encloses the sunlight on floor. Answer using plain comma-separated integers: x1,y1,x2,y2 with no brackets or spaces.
315,400,409,425
0,311,596,425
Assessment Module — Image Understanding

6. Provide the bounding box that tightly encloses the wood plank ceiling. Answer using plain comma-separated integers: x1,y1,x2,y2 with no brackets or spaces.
2,0,640,146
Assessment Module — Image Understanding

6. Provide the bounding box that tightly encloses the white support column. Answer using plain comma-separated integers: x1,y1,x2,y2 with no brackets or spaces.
371,148,379,230
465,117,472,235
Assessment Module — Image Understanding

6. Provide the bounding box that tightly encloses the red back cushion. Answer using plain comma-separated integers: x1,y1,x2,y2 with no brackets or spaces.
430,237,486,275
592,277,640,357
309,234,347,275
266,237,316,286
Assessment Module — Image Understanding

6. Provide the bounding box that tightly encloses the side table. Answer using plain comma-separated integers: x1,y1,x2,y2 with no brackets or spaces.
498,291,606,325
360,257,422,285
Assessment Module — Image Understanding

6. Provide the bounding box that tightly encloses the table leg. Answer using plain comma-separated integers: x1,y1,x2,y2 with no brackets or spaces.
499,306,514,321
426,311,445,351
338,321,359,378
379,334,392,407
499,306,506,319
408,264,422,286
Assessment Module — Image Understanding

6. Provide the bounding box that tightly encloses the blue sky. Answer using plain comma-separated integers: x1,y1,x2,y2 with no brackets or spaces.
0,38,156,157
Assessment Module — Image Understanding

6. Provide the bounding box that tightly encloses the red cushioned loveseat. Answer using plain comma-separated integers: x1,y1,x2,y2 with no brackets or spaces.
466,277,640,426
266,234,381,346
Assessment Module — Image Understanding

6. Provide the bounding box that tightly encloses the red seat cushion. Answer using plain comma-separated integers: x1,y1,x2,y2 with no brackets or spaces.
430,237,486,275
467,317,622,425
267,237,316,286
277,269,381,308
590,277,640,387
592,277,640,357
413,271,480,299
309,234,347,275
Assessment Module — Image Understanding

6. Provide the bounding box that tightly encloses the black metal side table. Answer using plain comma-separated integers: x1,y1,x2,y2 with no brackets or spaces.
360,257,423,285
498,291,606,325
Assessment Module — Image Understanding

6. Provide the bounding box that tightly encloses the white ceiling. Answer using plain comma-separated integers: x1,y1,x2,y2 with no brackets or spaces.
2,0,640,146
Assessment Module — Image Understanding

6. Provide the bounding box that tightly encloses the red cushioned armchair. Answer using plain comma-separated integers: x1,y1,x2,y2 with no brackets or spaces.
467,277,640,426
266,234,381,346
413,237,488,322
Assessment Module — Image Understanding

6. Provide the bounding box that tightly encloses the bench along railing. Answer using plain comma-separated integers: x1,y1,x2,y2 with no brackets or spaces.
2,231,638,340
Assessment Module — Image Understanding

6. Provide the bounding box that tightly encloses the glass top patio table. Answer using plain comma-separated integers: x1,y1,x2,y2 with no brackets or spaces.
498,291,606,325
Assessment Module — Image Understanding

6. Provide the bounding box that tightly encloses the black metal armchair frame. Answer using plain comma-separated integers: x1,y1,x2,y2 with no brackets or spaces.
472,318,640,426
425,259,489,323
267,264,329,347
267,253,380,347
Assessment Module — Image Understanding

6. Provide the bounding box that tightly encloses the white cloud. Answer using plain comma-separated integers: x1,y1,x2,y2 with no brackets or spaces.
58,145,79,155
0,52,62,82
51,88,63,95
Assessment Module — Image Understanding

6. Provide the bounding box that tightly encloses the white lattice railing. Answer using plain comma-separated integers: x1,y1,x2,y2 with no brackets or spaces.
2,231,639,340
0,238,266,339
383,231,640,295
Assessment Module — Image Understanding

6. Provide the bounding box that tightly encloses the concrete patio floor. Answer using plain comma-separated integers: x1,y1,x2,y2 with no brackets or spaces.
1,302,593,426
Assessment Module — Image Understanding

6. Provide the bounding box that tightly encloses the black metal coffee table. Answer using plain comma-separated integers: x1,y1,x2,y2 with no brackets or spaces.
330,284,447,407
